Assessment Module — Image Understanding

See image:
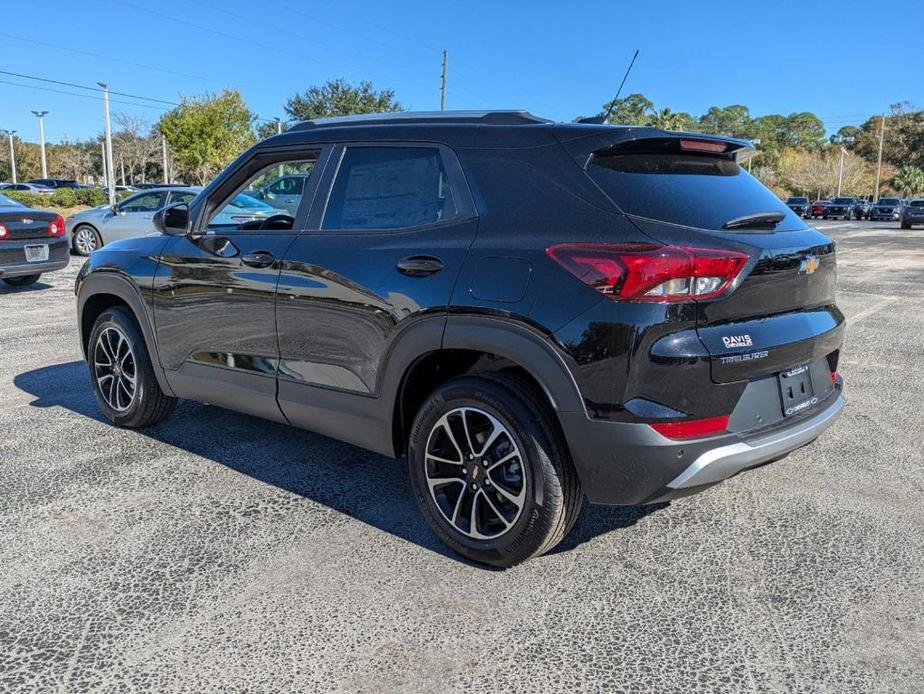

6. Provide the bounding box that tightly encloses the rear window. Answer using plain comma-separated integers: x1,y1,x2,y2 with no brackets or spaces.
587,152,794,230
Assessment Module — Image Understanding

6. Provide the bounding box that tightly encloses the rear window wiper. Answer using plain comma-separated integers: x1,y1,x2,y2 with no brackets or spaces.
722,211,785,230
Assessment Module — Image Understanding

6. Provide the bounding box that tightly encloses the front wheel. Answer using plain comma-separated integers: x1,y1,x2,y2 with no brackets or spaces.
2,274,41,287
88,306,176,428
408,373,582,567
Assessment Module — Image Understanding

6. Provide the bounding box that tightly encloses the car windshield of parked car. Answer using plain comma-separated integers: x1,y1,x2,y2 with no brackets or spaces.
910,200,924,207
832,197,854,204
879,198,900,205
787,197,808,203
587,150,794,231
208,157,316,231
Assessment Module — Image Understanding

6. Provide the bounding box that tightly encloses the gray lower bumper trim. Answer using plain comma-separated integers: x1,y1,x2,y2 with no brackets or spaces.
0,260,69,277
667,395,846,489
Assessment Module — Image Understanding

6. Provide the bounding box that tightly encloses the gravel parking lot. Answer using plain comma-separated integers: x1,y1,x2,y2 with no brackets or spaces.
1,220,922,693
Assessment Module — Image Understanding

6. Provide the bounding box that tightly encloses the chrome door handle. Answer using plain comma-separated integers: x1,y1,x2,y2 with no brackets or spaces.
241,250,276,268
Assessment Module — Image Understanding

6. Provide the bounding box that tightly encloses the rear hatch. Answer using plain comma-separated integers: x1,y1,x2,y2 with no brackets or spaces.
563,130,843,385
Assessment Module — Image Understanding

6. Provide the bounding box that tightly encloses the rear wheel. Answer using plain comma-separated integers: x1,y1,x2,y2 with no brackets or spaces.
2,274,41,287
901,221,911,229
408,373,582,567
73,225,101,256
88,307,176,428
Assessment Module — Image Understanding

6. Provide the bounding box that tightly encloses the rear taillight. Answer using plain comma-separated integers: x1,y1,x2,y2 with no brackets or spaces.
0,224,7,238
546,243,748,302
48,215,66,237
649,415,730,440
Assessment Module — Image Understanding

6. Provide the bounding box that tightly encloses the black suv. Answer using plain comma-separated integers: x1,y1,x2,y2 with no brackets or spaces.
870,197,904,221
784,196,811,218
75,111,845,567
823,196,859,220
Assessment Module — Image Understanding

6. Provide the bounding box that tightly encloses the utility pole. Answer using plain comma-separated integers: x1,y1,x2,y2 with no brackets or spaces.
440,50,448,111
836,147,846,197
2,130,17,183
97,82,116,205
275,118,284,177
874,113,886,203
31,111,49,178
161,133,169,183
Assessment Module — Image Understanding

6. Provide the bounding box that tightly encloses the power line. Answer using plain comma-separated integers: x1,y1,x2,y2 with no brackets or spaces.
0,78,173,113
0,69,178,106
0,32,277,95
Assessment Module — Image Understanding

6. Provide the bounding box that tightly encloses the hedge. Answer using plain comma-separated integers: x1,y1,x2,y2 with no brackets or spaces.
2,187,119,209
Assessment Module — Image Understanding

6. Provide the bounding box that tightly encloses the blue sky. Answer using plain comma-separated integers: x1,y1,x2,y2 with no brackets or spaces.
1,0,922,144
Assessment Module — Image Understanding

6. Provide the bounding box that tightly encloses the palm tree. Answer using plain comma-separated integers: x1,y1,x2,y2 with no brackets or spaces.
647,108,689,132
892,166,924,197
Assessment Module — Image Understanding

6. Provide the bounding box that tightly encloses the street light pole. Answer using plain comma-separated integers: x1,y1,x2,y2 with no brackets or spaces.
161,133,168,184
97,83,116,205
874,113,885,203
31,111,49,179
837,147,846,197
2,130,17,183
440,50,448,111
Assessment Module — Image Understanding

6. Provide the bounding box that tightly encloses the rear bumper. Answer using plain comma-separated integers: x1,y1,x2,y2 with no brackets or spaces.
559,385,845,506
0,258,70,277
666,393,845,489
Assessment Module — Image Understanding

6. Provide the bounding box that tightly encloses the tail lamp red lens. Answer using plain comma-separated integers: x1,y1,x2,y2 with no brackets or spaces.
546,242,748,301
679,138,728,154
0,224,7,238
649,415,730,440
47,215,66,237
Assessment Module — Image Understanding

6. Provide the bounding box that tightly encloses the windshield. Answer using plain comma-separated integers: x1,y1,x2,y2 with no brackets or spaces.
832,198,854,204
910,200,924,207
879,198,900,205
230,193,274,210
587,152,797,230
787,197,808,203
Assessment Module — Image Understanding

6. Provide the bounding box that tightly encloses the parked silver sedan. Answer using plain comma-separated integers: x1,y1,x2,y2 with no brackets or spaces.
65,187,281,255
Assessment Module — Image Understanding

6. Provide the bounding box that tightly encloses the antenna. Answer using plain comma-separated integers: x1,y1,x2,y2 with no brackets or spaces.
579,49,640,125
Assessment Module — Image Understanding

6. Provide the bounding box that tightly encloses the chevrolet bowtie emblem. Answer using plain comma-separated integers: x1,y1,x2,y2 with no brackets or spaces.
799,256,819,275
21,218,33,224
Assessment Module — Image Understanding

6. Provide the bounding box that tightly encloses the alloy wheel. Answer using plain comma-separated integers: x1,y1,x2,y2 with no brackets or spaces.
75,227,98,255
93,326,137,412
424,407,527,540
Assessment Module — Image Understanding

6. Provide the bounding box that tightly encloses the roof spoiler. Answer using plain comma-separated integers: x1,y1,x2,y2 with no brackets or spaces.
556,128,756,168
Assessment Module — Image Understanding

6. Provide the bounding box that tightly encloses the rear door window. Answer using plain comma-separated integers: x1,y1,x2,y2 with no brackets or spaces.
322,147,457,230
587,148,798,231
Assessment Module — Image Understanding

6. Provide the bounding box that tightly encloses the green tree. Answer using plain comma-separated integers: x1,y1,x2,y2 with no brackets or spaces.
698,105,751,139
284,78,403,121
647,108,695,131
157,91,256,184
892,165,924,197
598,93,654,125
781,112,825,150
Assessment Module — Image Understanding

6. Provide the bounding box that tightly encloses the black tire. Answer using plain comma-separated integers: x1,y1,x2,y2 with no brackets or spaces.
407,372,582,567
87,306,176,428
72,224,101,256
2,274,41,287
901,221,911,230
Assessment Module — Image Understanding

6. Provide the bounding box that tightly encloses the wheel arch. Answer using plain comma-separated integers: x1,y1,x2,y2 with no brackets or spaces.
387,314,586,457
78,272,175,397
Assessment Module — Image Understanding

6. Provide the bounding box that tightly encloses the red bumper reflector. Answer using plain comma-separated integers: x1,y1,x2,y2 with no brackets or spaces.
830,371,837,383
649,415,730,440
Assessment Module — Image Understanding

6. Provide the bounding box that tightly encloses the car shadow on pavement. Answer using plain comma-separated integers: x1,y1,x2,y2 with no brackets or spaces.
0,280,54,293
15,360,665,567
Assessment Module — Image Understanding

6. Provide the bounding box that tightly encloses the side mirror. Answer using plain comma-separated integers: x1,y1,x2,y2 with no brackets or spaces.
153,203,190,236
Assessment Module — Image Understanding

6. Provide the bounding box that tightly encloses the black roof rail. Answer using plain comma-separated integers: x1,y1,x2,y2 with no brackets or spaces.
288,110,551,131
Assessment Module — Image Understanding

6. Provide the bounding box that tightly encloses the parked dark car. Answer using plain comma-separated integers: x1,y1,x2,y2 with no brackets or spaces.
75,111,845,566
811,199,830,218
785,196,811,217
26,178,81,190
855,198,872,219
900,199,924,229
823,197,859,220
870,197,905,221
0,193,69,287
